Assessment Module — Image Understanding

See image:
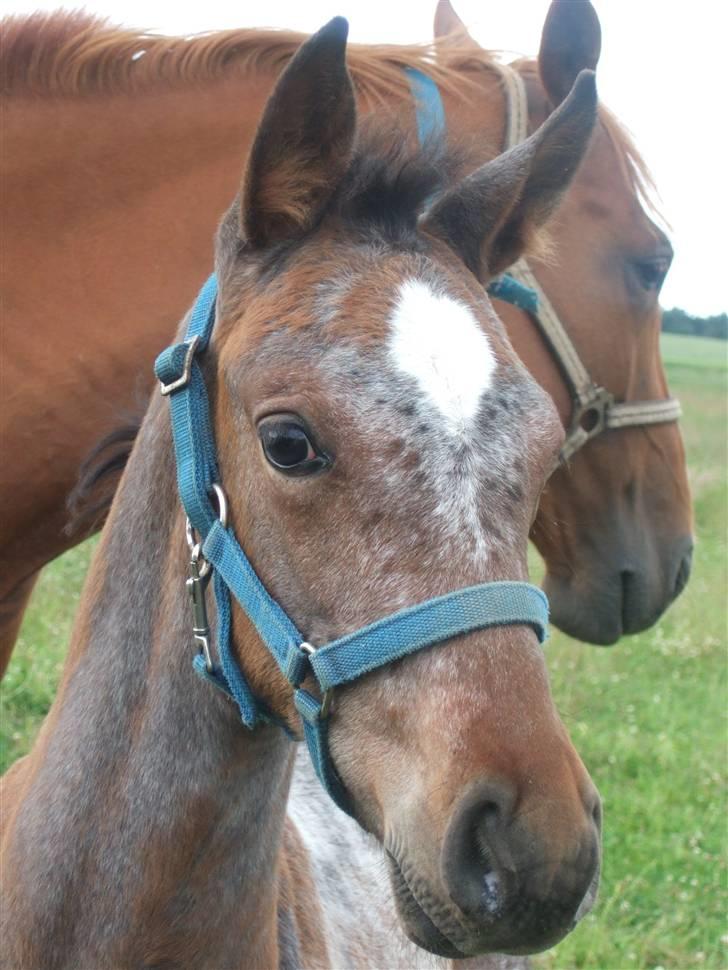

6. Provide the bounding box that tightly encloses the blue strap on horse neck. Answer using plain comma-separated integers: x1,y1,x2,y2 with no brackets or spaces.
156,273,549,814
405,68,538,314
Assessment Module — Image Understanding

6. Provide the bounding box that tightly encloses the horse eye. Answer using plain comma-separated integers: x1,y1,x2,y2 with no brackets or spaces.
258,417,330,476
633,257,670,291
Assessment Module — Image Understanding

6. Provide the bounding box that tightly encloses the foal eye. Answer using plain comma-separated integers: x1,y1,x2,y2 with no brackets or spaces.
257,416,330,476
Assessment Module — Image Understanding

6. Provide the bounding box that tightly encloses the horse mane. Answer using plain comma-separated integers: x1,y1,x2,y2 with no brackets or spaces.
597,103,663,220
0,10,488,101
2,12,656,213
517,59,662,221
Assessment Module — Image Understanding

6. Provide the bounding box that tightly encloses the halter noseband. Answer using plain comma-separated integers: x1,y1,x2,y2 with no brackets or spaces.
156,274,548,816
406,67,682,463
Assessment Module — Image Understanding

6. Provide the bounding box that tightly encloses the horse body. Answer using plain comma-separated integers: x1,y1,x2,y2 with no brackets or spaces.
1,22,601,965
0,4,692,675
0,67,278,657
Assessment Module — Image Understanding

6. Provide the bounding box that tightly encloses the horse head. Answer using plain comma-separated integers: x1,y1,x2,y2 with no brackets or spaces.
435,0,693,644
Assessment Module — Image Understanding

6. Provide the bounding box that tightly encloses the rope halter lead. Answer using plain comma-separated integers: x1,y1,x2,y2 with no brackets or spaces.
407,67,682,464
156,275,549,817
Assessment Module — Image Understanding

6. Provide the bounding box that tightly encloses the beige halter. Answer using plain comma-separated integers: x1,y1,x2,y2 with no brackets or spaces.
495,65,682,462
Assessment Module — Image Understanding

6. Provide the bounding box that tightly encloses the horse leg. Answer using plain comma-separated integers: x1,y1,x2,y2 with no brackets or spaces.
0,571,40,678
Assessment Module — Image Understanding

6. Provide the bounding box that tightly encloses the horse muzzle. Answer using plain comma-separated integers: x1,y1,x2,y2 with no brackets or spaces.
545,534,694,645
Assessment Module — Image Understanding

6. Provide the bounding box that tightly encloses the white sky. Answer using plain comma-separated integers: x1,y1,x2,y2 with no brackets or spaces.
2,0,725,316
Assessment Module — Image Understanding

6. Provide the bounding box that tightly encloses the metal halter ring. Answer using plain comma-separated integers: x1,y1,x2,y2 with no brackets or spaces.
300,642,334,718
185,483,229,578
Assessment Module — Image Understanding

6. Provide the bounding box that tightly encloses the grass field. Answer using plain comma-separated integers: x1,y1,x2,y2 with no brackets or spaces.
1,332,726,969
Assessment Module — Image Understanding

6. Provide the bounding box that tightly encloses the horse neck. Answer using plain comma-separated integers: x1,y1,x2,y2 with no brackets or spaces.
1,393,296,970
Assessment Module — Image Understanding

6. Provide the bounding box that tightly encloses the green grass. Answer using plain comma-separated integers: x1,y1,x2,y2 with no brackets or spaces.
660,333,728,371
533,334,728,970
0,537,98,769
1,333,726,969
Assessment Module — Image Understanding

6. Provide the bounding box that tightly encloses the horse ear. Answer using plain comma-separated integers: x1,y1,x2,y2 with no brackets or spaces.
433,0,477,48
539,0,601,106
422,70,597,280
241,17,356,248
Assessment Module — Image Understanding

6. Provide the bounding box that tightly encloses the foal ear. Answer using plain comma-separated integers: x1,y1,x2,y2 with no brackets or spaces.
241,17,356,247
421,70,597,280
539,0,601,106
433,0,477,48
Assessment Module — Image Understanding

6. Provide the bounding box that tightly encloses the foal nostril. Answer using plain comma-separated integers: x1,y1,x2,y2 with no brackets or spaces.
441,780,517,918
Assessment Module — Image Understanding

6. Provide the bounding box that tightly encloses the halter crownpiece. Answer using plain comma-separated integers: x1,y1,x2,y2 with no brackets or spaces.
156,274,549,816
405,67,682,463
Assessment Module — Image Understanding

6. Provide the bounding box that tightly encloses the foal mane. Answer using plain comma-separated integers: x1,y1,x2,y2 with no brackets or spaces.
0,10,486,101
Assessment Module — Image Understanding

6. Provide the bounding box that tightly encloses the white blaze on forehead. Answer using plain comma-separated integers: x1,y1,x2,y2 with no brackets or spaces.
389,279,497,432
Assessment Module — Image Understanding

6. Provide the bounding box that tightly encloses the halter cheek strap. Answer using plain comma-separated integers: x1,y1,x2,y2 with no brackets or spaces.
156,274,549,816
405,67,682,464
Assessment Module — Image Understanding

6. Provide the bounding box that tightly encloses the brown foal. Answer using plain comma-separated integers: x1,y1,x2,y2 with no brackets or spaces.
1,21,601,969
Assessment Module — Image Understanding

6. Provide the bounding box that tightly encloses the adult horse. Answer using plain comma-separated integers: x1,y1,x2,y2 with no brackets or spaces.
0,0,691,674
1,21,601,966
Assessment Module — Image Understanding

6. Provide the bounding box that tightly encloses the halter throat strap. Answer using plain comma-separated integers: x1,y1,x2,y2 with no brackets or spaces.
156,274,549,816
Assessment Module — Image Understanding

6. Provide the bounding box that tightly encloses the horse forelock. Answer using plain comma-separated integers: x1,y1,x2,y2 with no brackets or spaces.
0,10,494,101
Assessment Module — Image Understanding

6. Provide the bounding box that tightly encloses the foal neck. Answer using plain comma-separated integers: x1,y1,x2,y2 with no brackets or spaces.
0,397,297,969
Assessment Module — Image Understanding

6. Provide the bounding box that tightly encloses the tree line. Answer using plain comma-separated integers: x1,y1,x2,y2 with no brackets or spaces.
662,308,727,340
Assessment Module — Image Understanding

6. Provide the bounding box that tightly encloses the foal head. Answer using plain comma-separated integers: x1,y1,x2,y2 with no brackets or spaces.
210,19,599,956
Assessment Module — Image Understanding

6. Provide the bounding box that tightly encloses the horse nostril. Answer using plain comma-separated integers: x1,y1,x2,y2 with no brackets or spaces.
619,569,635,629
585,786,602,831
673,548,692,598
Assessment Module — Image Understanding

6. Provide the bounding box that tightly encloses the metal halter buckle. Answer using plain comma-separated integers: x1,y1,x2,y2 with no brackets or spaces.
299,642,333,718
561,386,615,463
187,553,214,672
184,484,228,672
159,335,200,396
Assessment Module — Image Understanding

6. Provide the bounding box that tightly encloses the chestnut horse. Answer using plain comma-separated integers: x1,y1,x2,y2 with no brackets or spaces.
1,21,601,966
0,0,691,676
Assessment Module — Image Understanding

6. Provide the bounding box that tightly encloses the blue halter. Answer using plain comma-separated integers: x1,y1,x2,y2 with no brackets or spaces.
156,276,548,815
405,68,539,313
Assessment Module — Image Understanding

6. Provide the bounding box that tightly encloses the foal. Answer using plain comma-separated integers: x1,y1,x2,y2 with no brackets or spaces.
1,19,600,968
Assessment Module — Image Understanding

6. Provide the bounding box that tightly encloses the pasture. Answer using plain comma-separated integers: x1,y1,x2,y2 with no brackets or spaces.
1,332,725,969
